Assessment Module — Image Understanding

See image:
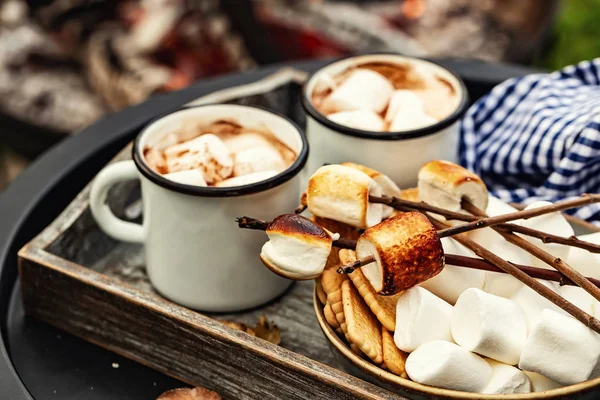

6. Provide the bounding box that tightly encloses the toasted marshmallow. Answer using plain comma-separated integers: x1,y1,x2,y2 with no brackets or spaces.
420,238,485,304
482,359,531,395
163,134,233,183
260,214,334,280
566,232,600,280
233,146,286,177
341,162,402,218
405,340,492,393
389,109,437,132
418,160,488,214
510,280,563,332
163,169,207,186
355,212,444,295
215,170,278,187
518,201,574,270
394,286,454,352
306,165,383,229
385,89,424,122
519,309,600,385
452,288,528,364
327,109,385,131
321,69,393,114
523,371,563,392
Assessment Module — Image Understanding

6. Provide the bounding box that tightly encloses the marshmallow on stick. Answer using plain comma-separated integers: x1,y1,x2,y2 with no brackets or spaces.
163,134,233,183
260,214,335,280
482,359,531,395
519,308,600,385
418,160,489,214
307,165,383,229
341,162,402,218
321,68,393,114
518,201,574,270
405,340,492,393
451,288,528,365
355,212,444,295
394,286,454,352
420,238,485,304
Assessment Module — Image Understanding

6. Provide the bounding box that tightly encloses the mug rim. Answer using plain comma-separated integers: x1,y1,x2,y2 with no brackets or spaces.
301,53,470,141
132,104,309,197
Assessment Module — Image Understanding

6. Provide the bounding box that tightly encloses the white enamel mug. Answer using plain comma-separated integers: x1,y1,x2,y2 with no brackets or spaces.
301,54,469,188
89,104,308,312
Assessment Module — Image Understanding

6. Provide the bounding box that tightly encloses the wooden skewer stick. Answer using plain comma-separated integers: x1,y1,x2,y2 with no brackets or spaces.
430,217,600,334
437,193,600,237
462,200,600,303
371,194,600,253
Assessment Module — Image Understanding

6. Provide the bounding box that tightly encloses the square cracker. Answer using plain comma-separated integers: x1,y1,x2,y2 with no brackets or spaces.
339,249,400,332
382,327,408,378
342,280,383,365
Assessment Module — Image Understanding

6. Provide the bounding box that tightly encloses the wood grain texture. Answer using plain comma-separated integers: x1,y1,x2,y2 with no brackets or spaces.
18,144,403,400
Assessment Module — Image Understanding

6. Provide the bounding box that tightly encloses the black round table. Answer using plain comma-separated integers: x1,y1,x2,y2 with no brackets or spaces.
0,58,538,399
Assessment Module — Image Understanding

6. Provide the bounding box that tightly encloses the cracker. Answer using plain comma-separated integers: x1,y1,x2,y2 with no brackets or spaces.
382,327,408,378
340,321,365,358
340,249,400,331
315,278,327,305
342,280,383,365
324,301,340,329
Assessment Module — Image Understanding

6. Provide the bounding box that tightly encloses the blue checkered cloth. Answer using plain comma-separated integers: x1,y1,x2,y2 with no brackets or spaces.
460,59,600,226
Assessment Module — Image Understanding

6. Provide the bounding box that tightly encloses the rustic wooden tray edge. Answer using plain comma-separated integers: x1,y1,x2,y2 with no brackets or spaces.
17,146,400,400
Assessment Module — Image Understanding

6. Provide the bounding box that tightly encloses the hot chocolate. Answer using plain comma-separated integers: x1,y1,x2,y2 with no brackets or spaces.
311,61,460,132
143,120,297,187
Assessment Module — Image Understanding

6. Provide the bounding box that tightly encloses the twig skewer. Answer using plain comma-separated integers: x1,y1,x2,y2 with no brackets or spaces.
462,200,600,303
429,217,600,334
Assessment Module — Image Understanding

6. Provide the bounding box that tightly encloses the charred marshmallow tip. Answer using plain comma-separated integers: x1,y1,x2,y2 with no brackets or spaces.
260,214,334,280
356,212,444,295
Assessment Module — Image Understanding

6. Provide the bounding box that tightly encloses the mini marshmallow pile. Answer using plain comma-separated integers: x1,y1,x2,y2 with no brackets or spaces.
145,130,295,187
315,67,447,132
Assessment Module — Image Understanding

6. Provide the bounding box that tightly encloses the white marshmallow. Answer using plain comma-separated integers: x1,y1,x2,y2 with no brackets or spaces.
233,146,286,177
394,287,454,352
322,69,393,114
482,359,531,394
420,238,485,304
519,309,600,385
163,169,207,186
405,340,492,393
222,132,274,154
215,170,278,187
510,279,563,333
486,194,519,216
260,214,333,280
452,288,528,364
418,160,488,214
518,201,574,270
561,285,596,316
307,165,383,229
523,371,563,392
327,109,385,131
389,109,437,132
566,232,600,280
384,89,424,122
164,134,233,183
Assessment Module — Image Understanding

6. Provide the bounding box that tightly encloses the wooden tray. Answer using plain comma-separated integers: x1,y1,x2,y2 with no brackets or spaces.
18,141,402,399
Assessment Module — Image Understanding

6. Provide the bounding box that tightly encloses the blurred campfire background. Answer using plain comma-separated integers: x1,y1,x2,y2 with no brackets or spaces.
1,0,598,189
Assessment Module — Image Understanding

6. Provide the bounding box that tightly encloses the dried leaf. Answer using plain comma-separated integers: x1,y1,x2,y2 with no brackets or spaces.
157,387,222,400
219,316,281,345
253,316,281,345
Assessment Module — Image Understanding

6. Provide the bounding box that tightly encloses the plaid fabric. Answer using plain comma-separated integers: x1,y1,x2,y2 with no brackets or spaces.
460,59,600,225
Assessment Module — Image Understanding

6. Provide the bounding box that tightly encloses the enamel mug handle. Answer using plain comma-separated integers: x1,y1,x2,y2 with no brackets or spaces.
89,160,145,243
